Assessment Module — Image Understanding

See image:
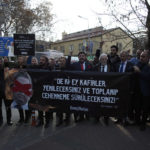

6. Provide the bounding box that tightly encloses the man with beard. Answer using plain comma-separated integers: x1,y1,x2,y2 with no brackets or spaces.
108,45,120,68
133,50,150,131
36,56,52,128
55,56,75,127
70,52,92,122
71,51,92,71
92,53,114,125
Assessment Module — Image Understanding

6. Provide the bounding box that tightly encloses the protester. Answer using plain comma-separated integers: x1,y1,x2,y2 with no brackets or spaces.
127,54,132,61
108,45,121,68
31,57,38,66
3,56,9,63
26,56,39,69
133,50,150,131
36,55,52,128
128,49,143,125
0,57,4,126
49,58,56,70
114,51,133,73
70,51,92,122
91,49,101,68
130,49,143,65
93,53,114,125
0,57,13,126
55,56,71,127
114,51,134,125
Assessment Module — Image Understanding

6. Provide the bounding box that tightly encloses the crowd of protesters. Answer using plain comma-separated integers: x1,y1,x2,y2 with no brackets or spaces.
0,45,150,131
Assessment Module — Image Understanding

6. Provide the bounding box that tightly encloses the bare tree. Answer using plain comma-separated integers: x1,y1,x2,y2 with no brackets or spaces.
0,0,54,38
98,0,150,50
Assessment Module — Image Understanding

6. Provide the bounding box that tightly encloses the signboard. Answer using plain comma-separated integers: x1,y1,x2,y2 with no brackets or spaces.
14,34,35,56
28,70,130,117
0,37,14,56
4,69,131,117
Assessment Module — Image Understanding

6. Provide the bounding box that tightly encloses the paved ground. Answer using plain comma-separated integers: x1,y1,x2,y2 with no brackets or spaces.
1,106,150,150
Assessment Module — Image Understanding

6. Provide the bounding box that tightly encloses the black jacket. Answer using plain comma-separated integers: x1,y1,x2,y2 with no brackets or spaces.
136,62,150,96
0,67,4,95
70,61,92,71
114,61,134,72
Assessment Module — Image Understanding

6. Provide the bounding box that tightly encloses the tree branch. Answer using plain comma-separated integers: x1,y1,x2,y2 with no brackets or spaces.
129,0,146,27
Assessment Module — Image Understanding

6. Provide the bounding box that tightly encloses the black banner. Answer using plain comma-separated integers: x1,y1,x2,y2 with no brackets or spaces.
14,34,35,56
27,70,131,117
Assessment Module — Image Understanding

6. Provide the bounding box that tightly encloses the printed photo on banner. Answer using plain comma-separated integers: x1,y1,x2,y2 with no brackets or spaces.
4,68,33,110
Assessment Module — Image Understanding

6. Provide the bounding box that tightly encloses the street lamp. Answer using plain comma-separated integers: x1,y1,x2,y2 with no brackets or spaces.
78,15,92,56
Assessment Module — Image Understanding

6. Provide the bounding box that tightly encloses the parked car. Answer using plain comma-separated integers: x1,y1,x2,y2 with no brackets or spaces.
35,50,64,61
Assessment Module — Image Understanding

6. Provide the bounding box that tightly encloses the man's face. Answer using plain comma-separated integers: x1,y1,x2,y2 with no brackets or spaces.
120,52,127,62
59,57,66,67
140,52,149,64
100,56,108,65
40,57,46,66
18,57,24,65
49,58,55,67
111,48,117,56
78,53,86,63
4,57,8,63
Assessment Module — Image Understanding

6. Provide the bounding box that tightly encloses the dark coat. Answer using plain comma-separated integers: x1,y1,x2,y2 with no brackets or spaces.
136,62,150,96
114,61,134,72
0,67,5,96
70,61,92,71
108,54,121,66
26,64,39,69
14,63,26,69
92,63,114,72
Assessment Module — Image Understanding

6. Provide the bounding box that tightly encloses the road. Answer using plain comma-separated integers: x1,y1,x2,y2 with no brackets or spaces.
0,108,150,150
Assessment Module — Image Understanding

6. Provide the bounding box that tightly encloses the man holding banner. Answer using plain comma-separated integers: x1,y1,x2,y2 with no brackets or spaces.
133,50,150,131
70,51,92,122
114,51,134,125
0,58,13,126
1,58,14,126
36,55,52,128
93,53,114,125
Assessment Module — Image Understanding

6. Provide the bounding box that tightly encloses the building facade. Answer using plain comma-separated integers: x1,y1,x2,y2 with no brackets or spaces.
51,27,133,57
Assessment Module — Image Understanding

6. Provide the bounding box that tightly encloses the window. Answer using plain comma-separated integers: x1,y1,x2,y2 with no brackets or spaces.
60,46,65,53
54,47,57,50
69,44,74,52
117,42,122,51
78,43,83,51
